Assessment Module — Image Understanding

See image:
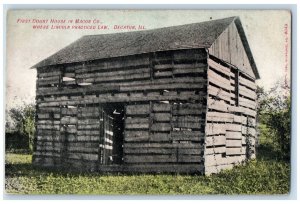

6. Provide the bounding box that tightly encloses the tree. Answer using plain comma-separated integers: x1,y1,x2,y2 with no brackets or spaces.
257,80,291,160
7,103,36,152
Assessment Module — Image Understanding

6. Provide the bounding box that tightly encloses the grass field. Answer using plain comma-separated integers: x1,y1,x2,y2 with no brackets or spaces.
5,146,290,195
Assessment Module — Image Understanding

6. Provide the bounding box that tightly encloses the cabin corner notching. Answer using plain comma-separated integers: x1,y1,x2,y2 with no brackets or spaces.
32,16,259,175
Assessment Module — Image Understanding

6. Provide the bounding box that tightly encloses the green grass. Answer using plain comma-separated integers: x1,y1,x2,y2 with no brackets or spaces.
5,151,290,195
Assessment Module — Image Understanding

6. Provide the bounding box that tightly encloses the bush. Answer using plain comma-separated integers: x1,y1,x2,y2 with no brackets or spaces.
6,103,36,153
257,81,291,160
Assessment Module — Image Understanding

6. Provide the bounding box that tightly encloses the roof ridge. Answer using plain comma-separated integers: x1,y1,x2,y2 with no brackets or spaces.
81,16,238,38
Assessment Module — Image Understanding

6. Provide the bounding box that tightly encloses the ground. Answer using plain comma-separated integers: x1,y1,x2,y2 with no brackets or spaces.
5,145,290,195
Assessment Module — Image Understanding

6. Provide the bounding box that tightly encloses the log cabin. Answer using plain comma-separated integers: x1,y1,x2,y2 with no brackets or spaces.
32,16,260,175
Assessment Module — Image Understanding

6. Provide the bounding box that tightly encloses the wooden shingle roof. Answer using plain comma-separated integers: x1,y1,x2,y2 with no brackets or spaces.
33,16,259,79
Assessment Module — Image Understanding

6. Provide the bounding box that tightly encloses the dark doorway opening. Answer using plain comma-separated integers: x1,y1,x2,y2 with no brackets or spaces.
101,103,125,165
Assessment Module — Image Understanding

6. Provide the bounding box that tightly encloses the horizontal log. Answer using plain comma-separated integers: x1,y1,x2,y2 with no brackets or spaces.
60,116,77,125
226,131,242,139
120,81,205,92
153,113,171,122
226,147,246,155
66,153,98,161
208,58,231,76
35,141,62,148
66,135,100,142
124,155,175,163
240,106,257,117
36,135,61,142
38,91,206,107
239,85,257,100
126,104,150,115
77,130,99,136
38,79,60,86
124,147,203,155
119,164,204,174
124,154,203,163
172,115,204,123
206,123,226,135
227,106,243,113
239,75,257,90
78,119,100,125
37,83,120,96
206,112,234,123
207,85,233,103
208,69,232,91
124,142,202,149
77,124,100,130
171,131,204,141
226,124,242,132
125,123,149,130
78,72,151,83
207,98,228,112
239,100,256,110
61,108,78,115
154,64,173,70
239,96,256,107
37,120,60,125
172,122,201,129
63,80,77,86
76,67,149,79
36,129,60,135
66,146,99,153
125,118,148,124
38,70,62,78
226,139,242,147
205,154,228,167
36,141,99,149
173,66,206,75
154,71,172,77
37,113,50,119
205,146,226,155
36,145,61,152
38,75,60,82
38,107,61,113
233,115,242,123
75,55,150,74
37,124,60,130
172,104,204,115
124,131,204,142
151,123,171,132
78,112,100,118
152,103,171,112
124,148,174,154
124,130,148,137
206,135,226,146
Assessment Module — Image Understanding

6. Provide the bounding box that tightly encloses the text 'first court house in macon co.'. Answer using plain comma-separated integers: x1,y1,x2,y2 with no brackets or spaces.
32,16,260,175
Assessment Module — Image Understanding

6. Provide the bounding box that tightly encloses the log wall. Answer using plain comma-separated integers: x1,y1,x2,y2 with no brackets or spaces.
33,48,208,173
205,56,257,175
33,48,258,174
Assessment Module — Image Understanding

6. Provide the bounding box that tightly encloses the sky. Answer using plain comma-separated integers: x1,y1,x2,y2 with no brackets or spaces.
5,10,291,110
